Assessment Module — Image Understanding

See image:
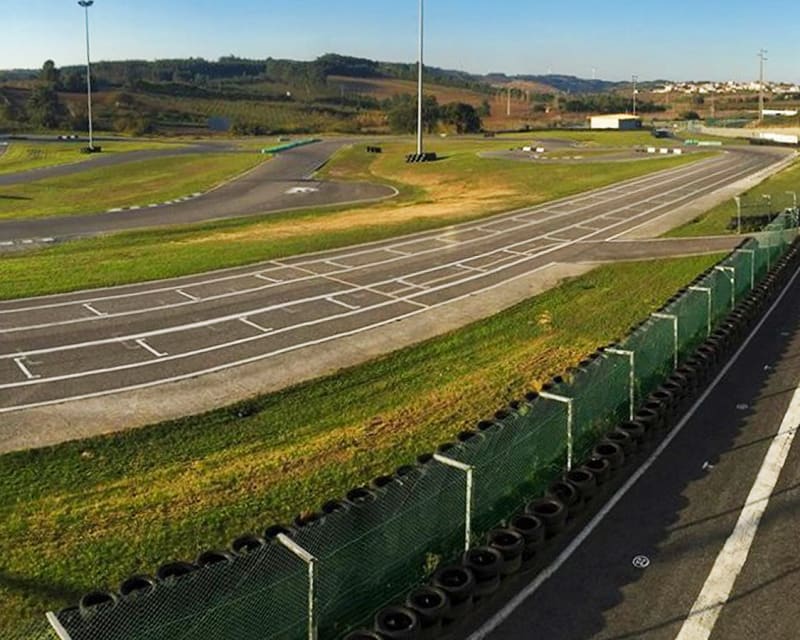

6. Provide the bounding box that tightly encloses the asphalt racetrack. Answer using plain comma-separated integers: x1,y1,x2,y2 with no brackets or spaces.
0,145,791,452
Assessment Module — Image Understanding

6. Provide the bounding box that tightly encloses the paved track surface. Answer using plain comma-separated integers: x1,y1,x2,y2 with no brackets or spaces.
0,140,396,245
472,259,800,640
0,147,788,421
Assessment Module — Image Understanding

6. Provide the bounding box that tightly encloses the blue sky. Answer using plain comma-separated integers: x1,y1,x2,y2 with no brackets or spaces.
2,0,799,82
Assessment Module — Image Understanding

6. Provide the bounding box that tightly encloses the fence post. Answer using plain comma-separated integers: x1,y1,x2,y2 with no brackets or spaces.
539,392,574,470
736,248,756,291
606,348,635,420
689,286,712,336
277,534,318,640
652,312,679,369
714,266,736,310
433,454,475,552
45,613,74,640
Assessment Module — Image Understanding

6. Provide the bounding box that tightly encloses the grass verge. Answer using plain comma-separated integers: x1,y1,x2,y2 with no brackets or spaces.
666,156,800,238
0,140,186,175
0,140,710,300
0,252,722,634
0,153,266,220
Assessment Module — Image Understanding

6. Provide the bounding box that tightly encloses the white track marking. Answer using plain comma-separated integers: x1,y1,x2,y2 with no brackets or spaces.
13,357,40,380
239,318,273,334
134,339,167,358
254,274,280,283
176,290,200,302
0,154,752,334
675,391,800,638
82,303,107,317
326,297,360,311
467,263,800,640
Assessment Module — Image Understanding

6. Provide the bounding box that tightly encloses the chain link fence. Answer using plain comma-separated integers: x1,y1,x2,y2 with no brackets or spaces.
20,211,800,640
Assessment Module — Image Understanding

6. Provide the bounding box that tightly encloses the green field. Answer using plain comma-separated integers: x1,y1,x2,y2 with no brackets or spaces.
0,140,186,175
0,252,722,635
667,156,800,238
0,140,711,299
0,152,266,219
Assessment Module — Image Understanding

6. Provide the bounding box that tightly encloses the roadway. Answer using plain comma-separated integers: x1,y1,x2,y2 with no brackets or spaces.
0,145,792,452
0,140,397,246
469,250,800,640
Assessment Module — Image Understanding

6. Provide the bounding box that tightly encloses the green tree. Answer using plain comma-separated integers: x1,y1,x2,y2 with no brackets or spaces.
26,85,63,128
40,59,60,85
441,102,482,133
386,94,439,134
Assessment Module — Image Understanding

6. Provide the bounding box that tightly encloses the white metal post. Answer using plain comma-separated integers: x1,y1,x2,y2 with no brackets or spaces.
277,534,318,640
433,454,474,552
416,0,424,156
652,313,679,369
78,0,94,149
46,612,74,640
737,248,756,290
715,266,736,310
735,196,742,235
690,286,713,336
539,392,574,470
606,349,636,420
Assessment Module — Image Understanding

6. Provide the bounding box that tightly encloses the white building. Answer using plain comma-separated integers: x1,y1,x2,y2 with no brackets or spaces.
589,114,642,130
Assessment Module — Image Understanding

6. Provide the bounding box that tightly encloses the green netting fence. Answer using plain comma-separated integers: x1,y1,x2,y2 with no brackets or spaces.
30,212,799,640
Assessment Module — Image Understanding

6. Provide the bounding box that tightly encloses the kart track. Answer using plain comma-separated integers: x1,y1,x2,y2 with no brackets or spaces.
0,145,794,452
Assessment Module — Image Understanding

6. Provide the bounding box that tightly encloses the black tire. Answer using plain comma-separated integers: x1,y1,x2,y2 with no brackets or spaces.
405,586,450,631
264,524,296,540
462,546,503,581
546,479,583,517
374,605,421,640
583,456,612,485
346,486,377,505
635,407,661,437
156,561,197,582
566,467,599,501
525,498,567,536
79,591,118,618
294,511,325,529
436,442,457,454
195,550,235,567
371,475,397,491
232,534,267,554
674,366,699,395
487,529,525,576
118,574,156,598
473,574,501,600
603,429,636,457
617,421,646,446
321,499,351,515
650,388,676,424
431,565,476,620
345,630,384,640
509,513,545,559
592,441,625,471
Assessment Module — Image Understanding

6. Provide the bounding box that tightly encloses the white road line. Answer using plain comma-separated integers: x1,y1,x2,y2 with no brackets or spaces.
134,339,167,358
176,290,200,302
255,274,280,283
326,297,360,311
467,263,800,640
82,303,107,317
675,395,800,638
13,357,40,380
240,318,273,334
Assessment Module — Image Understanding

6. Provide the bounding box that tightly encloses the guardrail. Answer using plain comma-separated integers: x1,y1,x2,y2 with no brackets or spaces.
261,139,320,155
29,211,800,640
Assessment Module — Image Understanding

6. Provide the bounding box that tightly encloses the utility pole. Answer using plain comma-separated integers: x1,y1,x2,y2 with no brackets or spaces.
507,87,512,117
416,0,424,156
758,49,768,123
78,0,95,150
632,75,639,116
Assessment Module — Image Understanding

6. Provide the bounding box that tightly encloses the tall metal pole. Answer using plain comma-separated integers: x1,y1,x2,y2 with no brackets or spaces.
632,75,638,116
79,0,95,149
507,87,511,117
416,0,424,156
758,49,768,123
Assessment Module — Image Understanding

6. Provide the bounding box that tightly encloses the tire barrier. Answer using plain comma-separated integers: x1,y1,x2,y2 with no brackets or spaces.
57,217,799,640
404,586,449,638
405,152,438,163
366,146,383,154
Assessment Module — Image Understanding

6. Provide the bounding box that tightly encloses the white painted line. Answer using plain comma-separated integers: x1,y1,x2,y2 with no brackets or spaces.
82,303,107,317
148,204,159,208
240,318,273,334
326,297,360,311
467,263,800,640
135,339,167,358
176,290,200,302
107,208,123,213
13,357,40,380
254,274,280,283
675,394,800,639
129,206,141,211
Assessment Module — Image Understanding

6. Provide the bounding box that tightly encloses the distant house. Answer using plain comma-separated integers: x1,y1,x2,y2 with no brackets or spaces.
589,114,642,130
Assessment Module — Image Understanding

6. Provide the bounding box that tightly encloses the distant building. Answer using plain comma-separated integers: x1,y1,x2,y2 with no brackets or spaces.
589,114,643,130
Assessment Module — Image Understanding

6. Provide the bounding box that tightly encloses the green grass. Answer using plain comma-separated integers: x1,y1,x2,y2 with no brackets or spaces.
506,130,682,147
0,252,722,635
0,144,711,299
0,153,266,219
0,140,186,175
666,157,800,238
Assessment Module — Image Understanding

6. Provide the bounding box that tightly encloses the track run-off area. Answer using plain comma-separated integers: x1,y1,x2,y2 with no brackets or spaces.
0,145,793,449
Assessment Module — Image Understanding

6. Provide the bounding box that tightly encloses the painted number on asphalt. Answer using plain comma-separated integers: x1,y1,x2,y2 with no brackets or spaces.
632,555,651,569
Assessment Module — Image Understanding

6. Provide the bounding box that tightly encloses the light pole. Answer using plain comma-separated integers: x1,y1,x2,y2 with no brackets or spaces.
78,0,95,150
758,49,768,123
416,0,424,156
632,75,638,116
